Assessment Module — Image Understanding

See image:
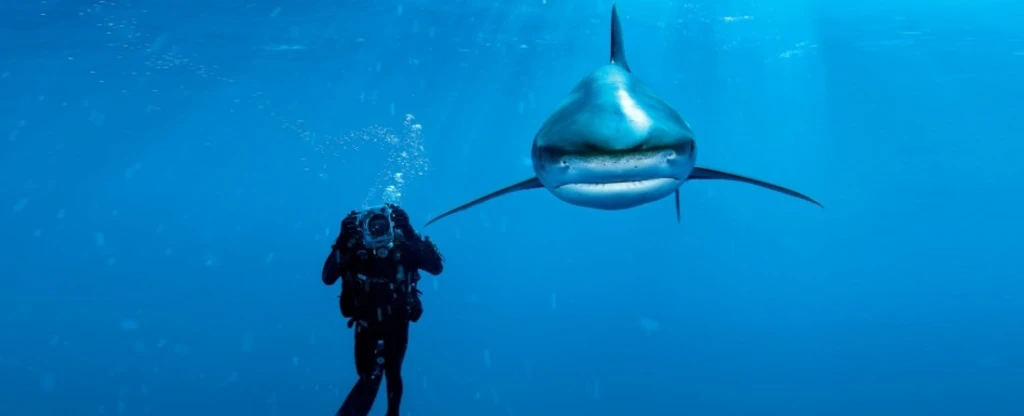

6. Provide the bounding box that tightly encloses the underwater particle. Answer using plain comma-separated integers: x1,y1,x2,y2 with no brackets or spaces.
12,198,29,212
483,349,491,369
639,317,660,334
40,373,55,392
173,343,189,355
124,163,141,178
56,209,65,219
520,356,534,374
551,292,557,311
146,33,169,55
241,334,253,353
131,338,146,354
264,252,275,264
88,111,106,126
95,232,105,246
120,319,139,331
978,355,1006,368
269,6,282,17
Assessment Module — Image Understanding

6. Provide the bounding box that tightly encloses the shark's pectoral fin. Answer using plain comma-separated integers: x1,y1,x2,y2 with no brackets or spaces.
689,167,824,208
423,176,544,227
674,189,681,223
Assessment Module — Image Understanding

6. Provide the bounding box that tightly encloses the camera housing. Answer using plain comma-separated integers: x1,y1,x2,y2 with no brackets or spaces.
357,205,395,256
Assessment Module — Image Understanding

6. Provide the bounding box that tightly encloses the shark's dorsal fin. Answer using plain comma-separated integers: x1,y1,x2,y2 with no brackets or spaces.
609,4,631,72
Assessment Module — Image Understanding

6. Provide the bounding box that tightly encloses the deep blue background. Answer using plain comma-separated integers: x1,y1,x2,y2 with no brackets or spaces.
2,0,1023,415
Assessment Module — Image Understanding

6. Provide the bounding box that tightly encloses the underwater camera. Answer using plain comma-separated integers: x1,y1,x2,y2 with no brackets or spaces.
357,205,396,257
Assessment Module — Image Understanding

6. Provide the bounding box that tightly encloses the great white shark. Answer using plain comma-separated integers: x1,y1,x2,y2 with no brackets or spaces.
424,4,822,227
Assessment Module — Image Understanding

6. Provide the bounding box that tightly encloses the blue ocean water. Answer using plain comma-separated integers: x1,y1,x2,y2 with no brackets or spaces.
2,0,1023,414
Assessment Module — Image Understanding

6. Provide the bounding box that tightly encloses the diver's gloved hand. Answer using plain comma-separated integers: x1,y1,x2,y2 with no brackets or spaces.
387,204,416,237
339,210,361,249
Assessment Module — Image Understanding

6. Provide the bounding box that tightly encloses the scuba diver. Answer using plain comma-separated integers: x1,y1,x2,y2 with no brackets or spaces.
321,203,444,416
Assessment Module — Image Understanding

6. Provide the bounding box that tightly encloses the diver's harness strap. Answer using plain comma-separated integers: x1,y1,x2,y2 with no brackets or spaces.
342,247,421,326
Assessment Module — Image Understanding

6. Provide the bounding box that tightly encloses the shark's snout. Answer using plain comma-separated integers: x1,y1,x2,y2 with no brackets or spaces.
533,142,695,210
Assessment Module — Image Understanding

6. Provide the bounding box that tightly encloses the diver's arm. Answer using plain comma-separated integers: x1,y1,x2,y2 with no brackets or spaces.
388,204,444,275
408,233,444,276
325,211,362,285
322,245,350,285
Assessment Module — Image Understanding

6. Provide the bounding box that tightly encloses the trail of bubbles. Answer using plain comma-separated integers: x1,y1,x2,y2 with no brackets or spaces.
310,114,429,208
76,0,429,205
360,114,429,208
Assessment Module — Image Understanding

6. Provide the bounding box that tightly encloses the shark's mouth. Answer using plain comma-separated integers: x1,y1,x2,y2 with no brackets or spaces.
555,177,680,193
551,177,681,210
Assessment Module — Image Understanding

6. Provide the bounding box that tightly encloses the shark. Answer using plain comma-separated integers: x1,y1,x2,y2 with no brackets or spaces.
424,4,821,227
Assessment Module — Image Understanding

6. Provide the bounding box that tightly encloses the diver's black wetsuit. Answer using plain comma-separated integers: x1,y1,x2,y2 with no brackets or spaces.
323,223,444,416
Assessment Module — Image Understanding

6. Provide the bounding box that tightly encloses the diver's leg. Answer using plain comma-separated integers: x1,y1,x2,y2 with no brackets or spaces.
353,326,378,378
336,327,384,416
383,320,410,416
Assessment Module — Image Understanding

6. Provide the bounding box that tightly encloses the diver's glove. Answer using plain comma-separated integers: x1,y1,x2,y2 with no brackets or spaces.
407,292,424,323
422,236,443,259
387,204,416,238
338,210,361,249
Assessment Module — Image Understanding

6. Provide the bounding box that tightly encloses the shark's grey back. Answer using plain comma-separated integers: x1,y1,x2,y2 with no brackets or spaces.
531,64,695,155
